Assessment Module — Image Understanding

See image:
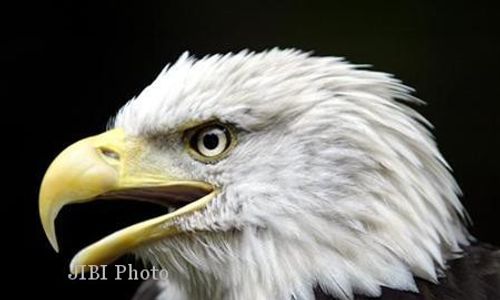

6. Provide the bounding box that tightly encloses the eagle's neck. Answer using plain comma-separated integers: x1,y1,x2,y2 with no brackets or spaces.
140,243,499,300
140,225,467,300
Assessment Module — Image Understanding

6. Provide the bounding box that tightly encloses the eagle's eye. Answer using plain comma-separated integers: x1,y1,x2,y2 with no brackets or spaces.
184,122,236,163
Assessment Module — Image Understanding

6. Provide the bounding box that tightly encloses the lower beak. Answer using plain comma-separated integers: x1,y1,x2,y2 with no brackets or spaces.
39,129,216,274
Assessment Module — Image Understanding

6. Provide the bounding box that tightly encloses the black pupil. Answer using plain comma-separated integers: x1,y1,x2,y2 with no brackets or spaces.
203,132,219,150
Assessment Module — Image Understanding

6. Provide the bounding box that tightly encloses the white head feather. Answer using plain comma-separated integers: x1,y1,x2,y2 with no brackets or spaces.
113,49,470,300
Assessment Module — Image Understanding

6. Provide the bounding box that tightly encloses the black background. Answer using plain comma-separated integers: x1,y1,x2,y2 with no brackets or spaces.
7,1,499,299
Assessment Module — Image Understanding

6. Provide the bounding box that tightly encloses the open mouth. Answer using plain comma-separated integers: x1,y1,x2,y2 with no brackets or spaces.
39,128,218,274
99,184,213,211
51,183,216,274
67,184,216,274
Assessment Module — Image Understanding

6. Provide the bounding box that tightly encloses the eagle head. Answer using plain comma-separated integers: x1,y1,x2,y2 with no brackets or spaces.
39,49,470,299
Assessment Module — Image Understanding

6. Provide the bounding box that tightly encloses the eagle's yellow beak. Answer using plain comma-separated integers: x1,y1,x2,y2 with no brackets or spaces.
39,128,215,274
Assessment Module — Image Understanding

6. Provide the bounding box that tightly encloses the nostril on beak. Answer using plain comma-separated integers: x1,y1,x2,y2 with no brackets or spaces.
98,147,120,161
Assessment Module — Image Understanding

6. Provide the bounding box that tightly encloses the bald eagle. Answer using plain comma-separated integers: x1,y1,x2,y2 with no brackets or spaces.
39,49,499,300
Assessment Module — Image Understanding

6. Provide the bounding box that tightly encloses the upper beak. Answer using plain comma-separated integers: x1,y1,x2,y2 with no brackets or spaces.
39,128,216,274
